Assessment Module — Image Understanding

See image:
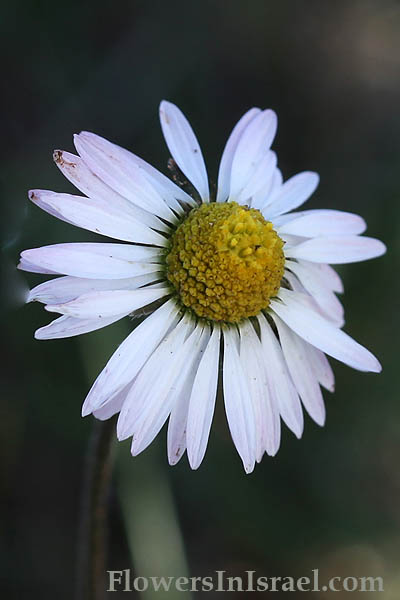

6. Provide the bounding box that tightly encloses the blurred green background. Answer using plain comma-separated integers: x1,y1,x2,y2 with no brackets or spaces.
1,1,399,598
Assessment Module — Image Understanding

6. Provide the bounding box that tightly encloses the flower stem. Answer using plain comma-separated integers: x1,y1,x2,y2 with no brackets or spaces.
75,417,117,600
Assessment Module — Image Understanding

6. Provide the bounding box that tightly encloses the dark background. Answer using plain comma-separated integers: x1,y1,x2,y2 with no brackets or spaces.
1,1,399,598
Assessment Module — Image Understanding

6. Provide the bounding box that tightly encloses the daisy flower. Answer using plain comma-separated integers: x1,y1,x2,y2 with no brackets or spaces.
20,101,386,473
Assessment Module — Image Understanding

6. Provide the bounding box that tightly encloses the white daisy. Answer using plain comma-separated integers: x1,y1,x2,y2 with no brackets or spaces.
20,101,386,473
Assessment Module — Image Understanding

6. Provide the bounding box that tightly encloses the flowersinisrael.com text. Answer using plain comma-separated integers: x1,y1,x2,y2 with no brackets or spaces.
107,569,384,593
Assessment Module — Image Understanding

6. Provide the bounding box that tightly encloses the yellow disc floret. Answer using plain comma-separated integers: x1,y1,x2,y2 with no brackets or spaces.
166,202,285,323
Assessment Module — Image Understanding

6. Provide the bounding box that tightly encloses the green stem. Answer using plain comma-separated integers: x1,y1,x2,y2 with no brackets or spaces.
75,417,117,600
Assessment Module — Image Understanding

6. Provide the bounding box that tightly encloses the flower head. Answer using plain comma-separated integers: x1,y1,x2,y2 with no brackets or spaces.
20,101,386,472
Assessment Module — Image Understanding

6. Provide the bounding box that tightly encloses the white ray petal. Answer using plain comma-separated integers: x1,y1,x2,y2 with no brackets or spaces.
20,243,162,279
18,258,58,275
257,313,304,439
262,171,319,219
74,133,176,221
297,261,344,293
54,150,172,228
93,384,131,420
304,343,335,392
229,109,277,200
285,235,386,263
223,328,256,473
130,324,203,456
239,320,280,460
28,273,161,304
270,168,283,194
74,132,195,211
29,189,167,245
167,325,212,466
216,108,261,203
285,261,344,325
236,151,277,207
254,167,283,209
284,269,343,328
117,315,194,442
276,209,366,237
272,288,381,372
284,269,305,292
186,325,221,469
272,314,326,426
159,101,209,201
45,287,169,319
82,299,180,416
34,313,126,339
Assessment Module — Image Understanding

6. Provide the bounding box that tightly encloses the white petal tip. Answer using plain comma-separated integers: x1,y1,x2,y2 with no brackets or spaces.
313,414,326,427
374,240,387,257
28,189,38,202
266,451,277,458
187,455,201,470
358,351,382,373
81,404,92,417
243,462,255,474
294,428,304,440
168,445,186,466
53,149,63,162
116,428,128,442
265,444,280,457
370,360,382,374
159,101,171,121
159,99,172,111
130,441,145,457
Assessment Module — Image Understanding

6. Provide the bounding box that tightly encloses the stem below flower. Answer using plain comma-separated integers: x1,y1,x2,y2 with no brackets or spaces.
75,416,117,600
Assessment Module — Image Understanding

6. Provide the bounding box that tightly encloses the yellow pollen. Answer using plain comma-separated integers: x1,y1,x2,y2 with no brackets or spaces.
166,202,285,323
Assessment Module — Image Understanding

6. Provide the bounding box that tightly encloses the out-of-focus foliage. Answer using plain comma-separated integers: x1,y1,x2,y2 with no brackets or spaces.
1,1,399,598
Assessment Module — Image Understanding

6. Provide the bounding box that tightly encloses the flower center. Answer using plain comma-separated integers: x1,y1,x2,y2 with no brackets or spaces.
166,202,285,323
